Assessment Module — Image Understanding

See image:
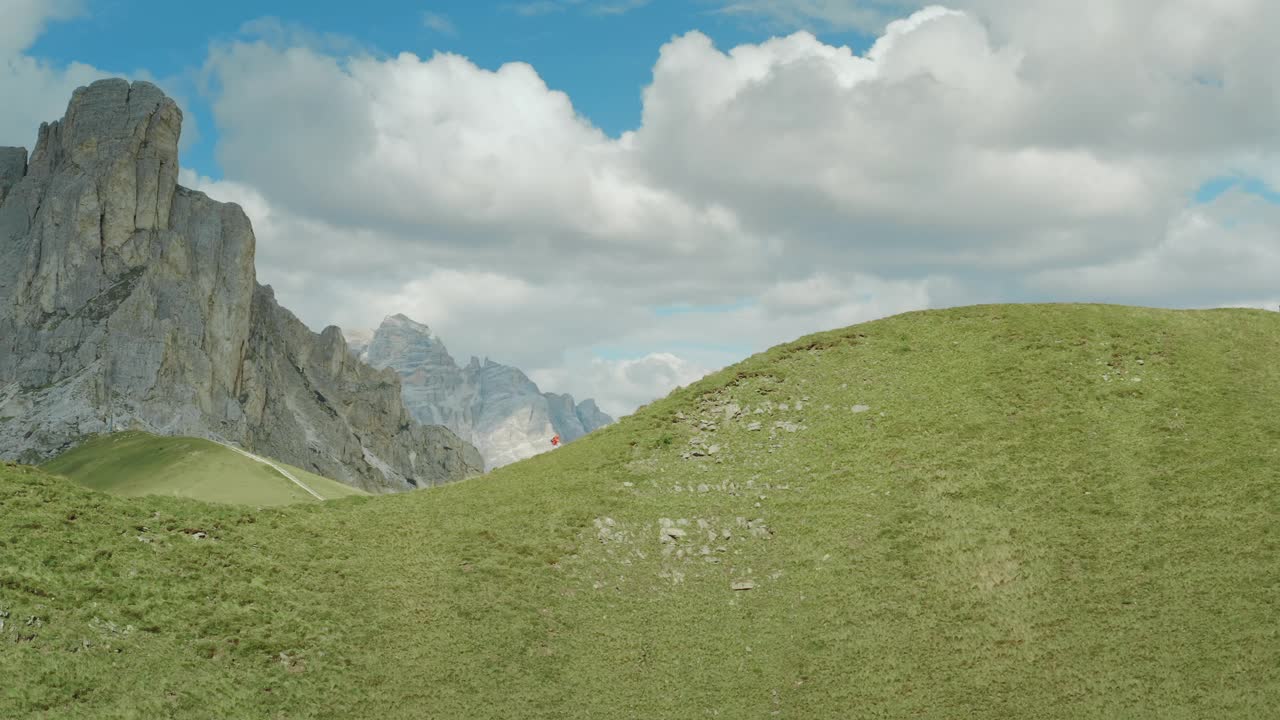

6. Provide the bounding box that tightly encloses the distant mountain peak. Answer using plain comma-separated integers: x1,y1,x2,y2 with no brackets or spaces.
380,313,432,335
359,316,613,470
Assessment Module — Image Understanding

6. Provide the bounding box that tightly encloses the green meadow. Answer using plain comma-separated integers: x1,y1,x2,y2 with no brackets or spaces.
2,304,1277,718
41,431,367,506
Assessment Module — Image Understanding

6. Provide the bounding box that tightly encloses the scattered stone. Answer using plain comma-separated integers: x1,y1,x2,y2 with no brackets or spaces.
851,405,871,413
622,481,634,487
775,421,802,433
747,421,762,431
724,403,741,420
731,580,755,591
697,484,710,493
707,444,721,455
659,569,686,584
661,527,687,541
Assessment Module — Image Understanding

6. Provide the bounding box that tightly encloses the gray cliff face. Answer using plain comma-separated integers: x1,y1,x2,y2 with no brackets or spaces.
0,148,26,207
0,79,483,491
358,314,614,470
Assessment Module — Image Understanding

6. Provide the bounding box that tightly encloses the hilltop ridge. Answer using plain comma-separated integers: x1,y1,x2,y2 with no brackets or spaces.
2,303,1277,718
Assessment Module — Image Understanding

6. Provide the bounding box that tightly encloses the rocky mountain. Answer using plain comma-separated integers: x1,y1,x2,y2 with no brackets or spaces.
0,79,483,492
353,314,613,469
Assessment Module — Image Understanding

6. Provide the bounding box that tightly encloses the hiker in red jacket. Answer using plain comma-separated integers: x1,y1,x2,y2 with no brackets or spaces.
551,434,561,447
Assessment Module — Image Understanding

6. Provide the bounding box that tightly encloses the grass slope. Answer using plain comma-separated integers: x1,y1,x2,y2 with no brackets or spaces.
40,431,367,505
2,304,1278,719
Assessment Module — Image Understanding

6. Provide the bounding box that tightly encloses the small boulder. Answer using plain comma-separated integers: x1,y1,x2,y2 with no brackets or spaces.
661,526,687,541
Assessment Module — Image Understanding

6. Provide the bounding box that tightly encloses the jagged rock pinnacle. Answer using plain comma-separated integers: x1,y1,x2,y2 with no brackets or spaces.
0,79,483,490
360,313,614,470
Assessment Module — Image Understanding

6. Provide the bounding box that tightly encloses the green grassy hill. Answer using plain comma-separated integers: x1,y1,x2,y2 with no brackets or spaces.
40,431,367,506
2,304,1278,718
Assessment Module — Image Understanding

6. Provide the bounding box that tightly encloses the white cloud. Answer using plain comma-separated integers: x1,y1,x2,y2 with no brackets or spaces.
531,353,713,418
178,3,1280,414
0,0,82,56
1029,189,1280,303
422,12,456,35
0,0,118,150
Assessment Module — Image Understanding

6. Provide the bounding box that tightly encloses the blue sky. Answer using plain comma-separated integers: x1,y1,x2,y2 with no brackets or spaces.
27,0,876,180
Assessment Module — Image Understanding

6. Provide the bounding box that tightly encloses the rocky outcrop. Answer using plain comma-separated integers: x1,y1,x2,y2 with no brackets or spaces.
356,314,613,470
0,148,26,206
0,79,483,491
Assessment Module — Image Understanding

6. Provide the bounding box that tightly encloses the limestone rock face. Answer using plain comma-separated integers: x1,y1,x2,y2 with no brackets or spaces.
0,79,482,491
0,147,26,206
357,314,614,470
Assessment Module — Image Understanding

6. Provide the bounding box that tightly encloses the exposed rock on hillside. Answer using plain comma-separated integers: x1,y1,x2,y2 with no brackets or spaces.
0,79,483,491
354,314,613,469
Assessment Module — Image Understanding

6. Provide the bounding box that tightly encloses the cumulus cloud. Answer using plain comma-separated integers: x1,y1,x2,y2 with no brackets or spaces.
180,3,1280,413
531,353,713,418
1029,190,1280,304
0,0,82,56
0,0,117,149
